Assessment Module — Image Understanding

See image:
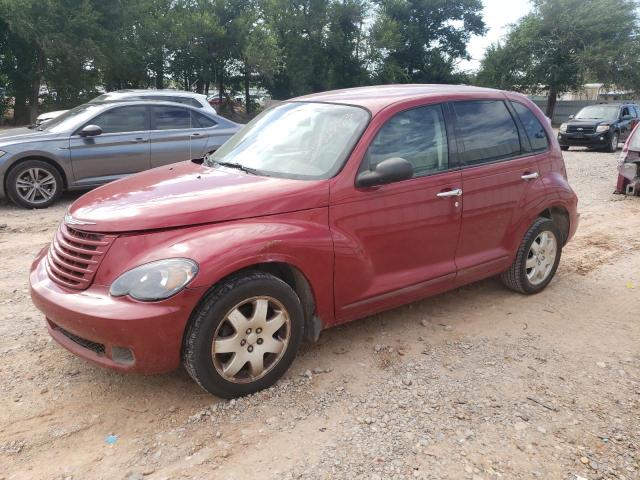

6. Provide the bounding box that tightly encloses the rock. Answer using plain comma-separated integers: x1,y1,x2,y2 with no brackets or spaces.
127,474,144,480
537,426,547,434
596,362,606,368
580,456,589,464
514,422,528,432
420,319,429,327
402,378,412,386
312,367,324,374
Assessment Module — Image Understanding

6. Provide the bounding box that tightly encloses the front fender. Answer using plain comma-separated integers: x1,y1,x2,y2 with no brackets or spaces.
95,207,335,324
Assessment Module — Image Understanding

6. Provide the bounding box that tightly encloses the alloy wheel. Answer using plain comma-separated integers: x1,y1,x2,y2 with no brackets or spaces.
212,296,290,383
15,167,58,205
525,231,557,285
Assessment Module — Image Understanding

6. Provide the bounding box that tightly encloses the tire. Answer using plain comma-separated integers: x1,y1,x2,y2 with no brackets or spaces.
500,218,562,295
6,160,63,208
606,132,619,153
560,145,569,151
183,271,304,398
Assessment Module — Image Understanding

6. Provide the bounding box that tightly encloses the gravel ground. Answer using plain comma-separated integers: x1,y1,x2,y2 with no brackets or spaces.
0,147,638,480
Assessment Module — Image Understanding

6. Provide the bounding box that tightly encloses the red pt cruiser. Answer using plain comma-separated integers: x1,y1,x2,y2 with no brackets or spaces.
30,85,579,398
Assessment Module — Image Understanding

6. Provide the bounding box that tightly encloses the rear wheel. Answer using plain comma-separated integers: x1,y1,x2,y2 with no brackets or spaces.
500,218,562,294
6,160,63,208
183,272,304,398
606,132,619,153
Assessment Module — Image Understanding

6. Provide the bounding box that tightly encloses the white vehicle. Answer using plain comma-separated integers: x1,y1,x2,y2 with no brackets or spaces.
35,89,216,126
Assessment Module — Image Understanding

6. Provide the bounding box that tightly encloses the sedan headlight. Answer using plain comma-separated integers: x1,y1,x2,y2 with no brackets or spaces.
0,150,6,158
110,258,198,301
559,123,568,132
596,124,610,133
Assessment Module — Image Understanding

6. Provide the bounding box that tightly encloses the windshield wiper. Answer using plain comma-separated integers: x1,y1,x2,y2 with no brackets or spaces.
213,160,261,175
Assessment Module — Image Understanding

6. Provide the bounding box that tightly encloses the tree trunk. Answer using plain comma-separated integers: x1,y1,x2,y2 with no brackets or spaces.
545,86,558,122
28,47,46,124
218,62,224,104
244,64,251,114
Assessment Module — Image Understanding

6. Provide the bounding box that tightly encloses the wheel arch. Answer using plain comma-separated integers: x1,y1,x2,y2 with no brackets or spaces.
5,155,69,191
184,260,322,352
539,205,570,245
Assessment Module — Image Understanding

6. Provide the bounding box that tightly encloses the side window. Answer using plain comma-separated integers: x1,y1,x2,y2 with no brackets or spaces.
512,102,549,152
621,107,630,118
452,100,521,165
192,111,217,128
631,106,639,117
152,106,192,130
363,104,449,178
90,106,147,134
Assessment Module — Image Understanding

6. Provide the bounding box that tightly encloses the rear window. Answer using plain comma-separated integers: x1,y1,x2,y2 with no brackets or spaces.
452,100,521,165
152,105,191,130
512,102,549,152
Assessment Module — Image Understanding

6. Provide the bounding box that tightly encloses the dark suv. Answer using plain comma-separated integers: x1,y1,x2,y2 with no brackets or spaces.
558,103,639,152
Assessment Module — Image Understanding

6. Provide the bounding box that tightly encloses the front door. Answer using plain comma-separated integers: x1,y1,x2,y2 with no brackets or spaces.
451,99,543,284
332,103,462,322
69,105,150,186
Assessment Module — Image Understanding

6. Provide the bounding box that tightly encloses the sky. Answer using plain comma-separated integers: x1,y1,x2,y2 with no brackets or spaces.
459,0,533,72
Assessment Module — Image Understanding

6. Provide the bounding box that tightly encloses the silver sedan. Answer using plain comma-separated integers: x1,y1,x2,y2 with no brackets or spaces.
0,100,240,208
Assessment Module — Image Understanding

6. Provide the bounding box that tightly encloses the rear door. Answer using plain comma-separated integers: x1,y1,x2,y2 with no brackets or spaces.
451,98,546,284
69,105,150,186
149,105,211,167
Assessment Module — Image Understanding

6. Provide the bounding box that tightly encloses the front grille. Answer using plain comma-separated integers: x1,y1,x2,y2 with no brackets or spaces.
567,125,596,134
57,326,105,355
46,223,115,290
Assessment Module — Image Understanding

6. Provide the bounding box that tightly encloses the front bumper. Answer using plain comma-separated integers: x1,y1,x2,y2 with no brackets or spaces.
558,130,612,147
29,251,206,373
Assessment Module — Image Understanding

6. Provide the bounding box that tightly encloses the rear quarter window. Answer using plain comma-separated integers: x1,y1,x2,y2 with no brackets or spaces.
512,102,550,152
452,100,521,165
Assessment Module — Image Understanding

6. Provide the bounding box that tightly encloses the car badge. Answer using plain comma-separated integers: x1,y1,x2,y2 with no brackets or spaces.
64,213,96,226
577,127,583,131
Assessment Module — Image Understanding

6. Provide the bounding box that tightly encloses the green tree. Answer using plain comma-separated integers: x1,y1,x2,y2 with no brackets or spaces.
477,0,640,118
371,0,485,84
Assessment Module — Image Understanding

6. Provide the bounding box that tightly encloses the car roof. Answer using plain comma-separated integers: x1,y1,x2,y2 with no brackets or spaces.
91,99,204,108
292,84,503,115
109,89,205,97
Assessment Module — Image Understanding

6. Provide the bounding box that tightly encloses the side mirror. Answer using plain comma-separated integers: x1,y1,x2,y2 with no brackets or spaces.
568,114,575,120
356,157,414,188
79,124,103,137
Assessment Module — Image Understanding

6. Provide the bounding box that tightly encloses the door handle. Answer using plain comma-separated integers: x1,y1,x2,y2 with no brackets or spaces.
521,172,539,180
131,137,146,143
436,188,463,198
190,133,201,137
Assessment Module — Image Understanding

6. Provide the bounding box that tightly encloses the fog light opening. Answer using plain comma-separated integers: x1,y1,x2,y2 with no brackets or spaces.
112,346,135,365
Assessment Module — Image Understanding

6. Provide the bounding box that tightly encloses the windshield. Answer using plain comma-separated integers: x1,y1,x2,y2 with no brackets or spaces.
40,104,104,133
574,105,619,121
204,102,370,179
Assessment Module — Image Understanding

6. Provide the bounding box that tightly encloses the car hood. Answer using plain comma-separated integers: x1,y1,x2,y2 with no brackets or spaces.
0,127,62,147
567,119,608,127
67,161,330,233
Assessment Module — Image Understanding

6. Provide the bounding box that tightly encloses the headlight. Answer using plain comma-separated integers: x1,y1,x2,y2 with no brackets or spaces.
596,124,610,133
0,150,6,158
110,258,198,301
559,123,567,132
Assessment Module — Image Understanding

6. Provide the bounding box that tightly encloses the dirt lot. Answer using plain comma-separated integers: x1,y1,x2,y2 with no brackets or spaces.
0,148,638,480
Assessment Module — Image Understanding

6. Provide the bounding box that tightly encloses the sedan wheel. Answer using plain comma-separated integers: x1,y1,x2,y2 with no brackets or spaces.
183,271,304,398
7,160,63,208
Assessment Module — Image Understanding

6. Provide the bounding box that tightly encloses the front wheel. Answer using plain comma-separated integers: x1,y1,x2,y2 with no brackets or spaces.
560,145,569,151
606,132,619,153
183,272,304,398
6,160,63,208
500,218,562,294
